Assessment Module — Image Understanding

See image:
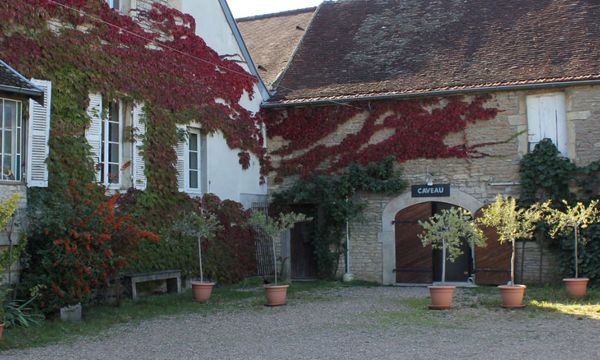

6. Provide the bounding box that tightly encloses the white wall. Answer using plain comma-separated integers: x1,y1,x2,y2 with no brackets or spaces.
179,0,267,204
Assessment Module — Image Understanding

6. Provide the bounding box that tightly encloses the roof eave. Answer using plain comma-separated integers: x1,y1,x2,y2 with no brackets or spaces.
0,84,44,104
262,79,600,108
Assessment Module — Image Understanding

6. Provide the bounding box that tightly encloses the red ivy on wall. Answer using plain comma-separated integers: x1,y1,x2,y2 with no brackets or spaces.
263,95,499,181
0,0,269,181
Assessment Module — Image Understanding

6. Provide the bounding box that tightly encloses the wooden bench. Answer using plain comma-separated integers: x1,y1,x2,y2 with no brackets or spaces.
123,270,182,300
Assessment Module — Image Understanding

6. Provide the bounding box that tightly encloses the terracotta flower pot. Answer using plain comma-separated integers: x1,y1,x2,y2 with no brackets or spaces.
264,284,289,306
428,285,456,310
191,281,215,302
563,278,589,299
498,284,526,308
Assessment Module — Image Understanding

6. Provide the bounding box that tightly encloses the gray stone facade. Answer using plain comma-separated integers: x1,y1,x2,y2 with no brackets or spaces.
268,86,600,284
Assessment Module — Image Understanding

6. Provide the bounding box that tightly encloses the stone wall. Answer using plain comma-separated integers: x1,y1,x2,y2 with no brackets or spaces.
268,85,600,284
0,183,28,284
515,240,561,285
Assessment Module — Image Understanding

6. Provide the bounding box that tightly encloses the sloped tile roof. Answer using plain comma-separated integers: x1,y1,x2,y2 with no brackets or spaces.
237,7,316,89
270,0,600,105
0,60,43,100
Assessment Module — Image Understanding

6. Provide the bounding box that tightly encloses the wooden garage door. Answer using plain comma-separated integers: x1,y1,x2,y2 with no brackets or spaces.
395,203,432,283
474,208,511,285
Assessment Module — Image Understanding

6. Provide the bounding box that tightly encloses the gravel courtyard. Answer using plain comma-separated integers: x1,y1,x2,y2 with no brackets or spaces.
3,286,600,360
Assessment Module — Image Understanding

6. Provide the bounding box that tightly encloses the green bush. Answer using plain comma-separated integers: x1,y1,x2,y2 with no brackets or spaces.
519,140,600,284
127,193,258,284
21,181,158,313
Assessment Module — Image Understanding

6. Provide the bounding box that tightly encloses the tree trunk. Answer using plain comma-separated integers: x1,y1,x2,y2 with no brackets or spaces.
198,236,204,282
574,228,579,278
441,238,446,284
272,235,278,285
511,239,515,285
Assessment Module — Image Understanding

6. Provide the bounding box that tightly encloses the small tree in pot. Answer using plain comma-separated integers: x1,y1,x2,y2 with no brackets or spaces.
186,212,221,302
476,194,542,308
418,207,485,309
544,200,599,298
249,211,308,306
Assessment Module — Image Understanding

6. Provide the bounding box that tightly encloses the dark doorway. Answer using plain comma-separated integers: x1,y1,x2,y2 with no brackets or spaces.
290,216,318,280
395,202,473,283
431,203,473,282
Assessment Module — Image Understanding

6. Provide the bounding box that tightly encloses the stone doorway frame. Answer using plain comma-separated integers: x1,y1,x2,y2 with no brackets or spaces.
378,189,484,284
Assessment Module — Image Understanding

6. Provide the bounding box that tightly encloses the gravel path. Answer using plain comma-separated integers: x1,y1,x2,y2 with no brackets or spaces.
3,286,600,360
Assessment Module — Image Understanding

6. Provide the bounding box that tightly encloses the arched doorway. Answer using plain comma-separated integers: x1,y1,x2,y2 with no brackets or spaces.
394,202,473,283
379,188,484,285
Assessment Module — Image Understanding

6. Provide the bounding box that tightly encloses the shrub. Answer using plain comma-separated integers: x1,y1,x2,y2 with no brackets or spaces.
518,140,600,285
128,193,258,284
22,181,159,313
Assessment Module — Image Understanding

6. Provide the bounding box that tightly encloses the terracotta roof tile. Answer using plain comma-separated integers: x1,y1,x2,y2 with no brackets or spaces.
271,0,600,104
237,8,316,88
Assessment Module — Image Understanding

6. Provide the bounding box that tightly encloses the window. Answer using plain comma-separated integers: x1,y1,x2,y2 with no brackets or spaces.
106,0,121,9
106,0,134,12
526,93,568,155
187,128,202,191
101,101,122,186
0,99,22,181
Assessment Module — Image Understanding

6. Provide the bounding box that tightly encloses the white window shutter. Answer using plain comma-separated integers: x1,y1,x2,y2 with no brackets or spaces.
85,93,103,182
526,93,567,155
132,103,147,190
27,79,52,188
176,124,186,191
526,95,542,151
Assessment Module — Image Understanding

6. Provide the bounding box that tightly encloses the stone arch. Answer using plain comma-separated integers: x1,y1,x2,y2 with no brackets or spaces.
378,189,484,284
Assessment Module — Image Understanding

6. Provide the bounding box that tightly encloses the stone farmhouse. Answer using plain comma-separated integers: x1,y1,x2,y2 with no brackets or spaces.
240,0,600,284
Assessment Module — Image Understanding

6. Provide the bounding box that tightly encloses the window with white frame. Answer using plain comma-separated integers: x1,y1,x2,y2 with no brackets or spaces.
106,0,135,12
526,93,568,155
0,99,22,181
187,128,202,191
106,0,120,9
101,101,122,186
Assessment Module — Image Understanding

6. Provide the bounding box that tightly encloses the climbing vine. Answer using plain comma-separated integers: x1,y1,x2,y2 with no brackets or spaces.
0,0,269,196
272,157,406,278
519,139,600,283
264,95,498,181
520,139,600,206
0,1,271,308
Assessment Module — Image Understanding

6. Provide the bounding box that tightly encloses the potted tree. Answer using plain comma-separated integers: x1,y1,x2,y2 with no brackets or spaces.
476,194,542,308
190,212,221,302
544,200,599,298
418,207,486,309
249,211,308,306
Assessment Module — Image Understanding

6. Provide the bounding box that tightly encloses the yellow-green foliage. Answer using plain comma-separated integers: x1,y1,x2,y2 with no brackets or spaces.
418,207,486,262
0,193,21,273
544,200,600,278
544,200,600,241
0,193,19,232
248,211,309,238
476,194,542,245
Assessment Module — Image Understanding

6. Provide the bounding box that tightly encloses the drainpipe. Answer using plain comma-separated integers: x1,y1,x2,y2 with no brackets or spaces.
342,209,354,282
